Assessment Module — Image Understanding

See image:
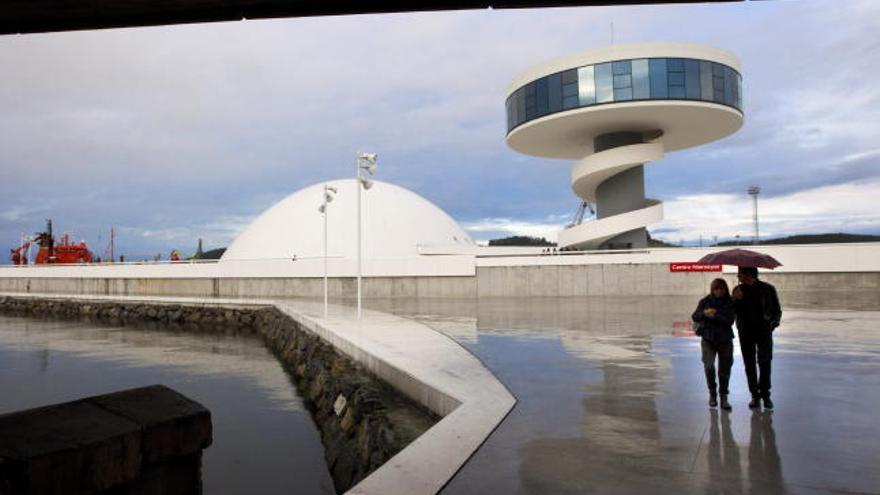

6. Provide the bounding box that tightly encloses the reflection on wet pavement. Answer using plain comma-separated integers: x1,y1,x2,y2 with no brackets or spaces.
367,292,880,494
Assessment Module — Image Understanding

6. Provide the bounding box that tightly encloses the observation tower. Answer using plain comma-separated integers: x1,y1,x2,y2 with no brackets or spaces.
505,42,744,250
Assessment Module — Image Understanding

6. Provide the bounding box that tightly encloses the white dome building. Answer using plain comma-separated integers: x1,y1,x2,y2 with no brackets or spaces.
221,179,474,262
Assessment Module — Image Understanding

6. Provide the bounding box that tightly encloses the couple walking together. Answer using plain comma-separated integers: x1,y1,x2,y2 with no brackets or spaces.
692,266,782,411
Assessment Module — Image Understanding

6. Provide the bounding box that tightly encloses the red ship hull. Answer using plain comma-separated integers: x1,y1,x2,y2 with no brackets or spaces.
10,220,93,265
34,243,93,264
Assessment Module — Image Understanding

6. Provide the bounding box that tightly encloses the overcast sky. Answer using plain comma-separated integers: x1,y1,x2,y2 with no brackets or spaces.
1,0,878,259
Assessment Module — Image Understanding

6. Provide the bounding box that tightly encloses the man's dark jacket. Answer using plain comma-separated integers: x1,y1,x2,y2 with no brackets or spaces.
692,295,736,345
734,279,782,334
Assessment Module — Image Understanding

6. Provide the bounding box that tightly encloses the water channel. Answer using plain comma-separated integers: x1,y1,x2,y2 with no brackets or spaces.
0,315,335,495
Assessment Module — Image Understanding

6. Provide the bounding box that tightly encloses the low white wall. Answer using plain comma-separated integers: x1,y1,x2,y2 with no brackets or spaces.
3,243,877,279
0,270,875,300
476,243,880,273
0,255,476,279
0,276,478,299
1,244,877,298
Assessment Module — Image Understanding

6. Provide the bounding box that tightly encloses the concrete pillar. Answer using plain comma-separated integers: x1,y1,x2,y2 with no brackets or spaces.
593,131,649,249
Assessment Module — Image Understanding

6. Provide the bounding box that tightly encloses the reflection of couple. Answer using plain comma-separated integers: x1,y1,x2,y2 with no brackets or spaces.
706,409,784,493
692,267,782,409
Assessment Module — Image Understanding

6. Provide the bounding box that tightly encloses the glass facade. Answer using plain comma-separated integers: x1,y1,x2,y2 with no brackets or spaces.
506,57,742,133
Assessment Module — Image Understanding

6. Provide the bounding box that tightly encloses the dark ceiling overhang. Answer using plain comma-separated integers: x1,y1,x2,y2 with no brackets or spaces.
1,1,744,35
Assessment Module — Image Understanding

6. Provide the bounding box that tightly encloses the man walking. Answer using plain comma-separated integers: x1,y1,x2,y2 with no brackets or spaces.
732,266,782,409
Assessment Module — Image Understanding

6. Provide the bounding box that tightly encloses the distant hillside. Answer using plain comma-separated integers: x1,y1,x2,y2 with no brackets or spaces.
717,233,880,246
488,236,556,247
647,232,680,248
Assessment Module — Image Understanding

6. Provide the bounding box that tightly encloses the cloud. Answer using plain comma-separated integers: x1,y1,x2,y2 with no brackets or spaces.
654,178,880,243
648,0,880,200
462,214,569,243
1,1,879,258
0,205,50,222
123,213,255,256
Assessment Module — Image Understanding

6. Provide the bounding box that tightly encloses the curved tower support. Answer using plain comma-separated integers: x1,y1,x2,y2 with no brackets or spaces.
562,137,665,249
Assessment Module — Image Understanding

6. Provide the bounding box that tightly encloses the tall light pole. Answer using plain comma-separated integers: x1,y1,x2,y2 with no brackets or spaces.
748,185,761,245
356,152,377,319
318,184,337,318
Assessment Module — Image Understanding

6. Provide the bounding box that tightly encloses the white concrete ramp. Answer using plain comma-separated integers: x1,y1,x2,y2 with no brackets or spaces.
277,300,516,495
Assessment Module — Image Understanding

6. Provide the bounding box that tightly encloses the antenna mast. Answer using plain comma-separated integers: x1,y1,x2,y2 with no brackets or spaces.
103,226,115,262
748,186,761,244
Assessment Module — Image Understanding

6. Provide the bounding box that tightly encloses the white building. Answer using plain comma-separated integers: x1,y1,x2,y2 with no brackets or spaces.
221,179,474,262
506,42,744,250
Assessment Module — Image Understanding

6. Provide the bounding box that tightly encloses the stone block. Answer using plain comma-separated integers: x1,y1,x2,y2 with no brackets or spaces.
92,385,212,464
0,384,212,495
0,400,141,494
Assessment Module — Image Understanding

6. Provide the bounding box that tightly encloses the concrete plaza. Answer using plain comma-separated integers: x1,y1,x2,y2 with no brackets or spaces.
369,292,880,494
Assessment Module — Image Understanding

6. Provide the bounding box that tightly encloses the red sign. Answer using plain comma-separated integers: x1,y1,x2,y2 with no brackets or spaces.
669,262,722,272
671,321,696,337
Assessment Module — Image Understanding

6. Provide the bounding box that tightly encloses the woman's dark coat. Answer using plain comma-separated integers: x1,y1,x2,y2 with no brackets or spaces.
692,295,736,345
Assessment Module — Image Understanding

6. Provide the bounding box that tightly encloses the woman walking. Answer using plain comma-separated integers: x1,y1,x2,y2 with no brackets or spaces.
693,278,736,410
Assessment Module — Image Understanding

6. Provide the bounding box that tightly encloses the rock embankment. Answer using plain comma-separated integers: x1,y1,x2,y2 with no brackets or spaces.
0,296,437,494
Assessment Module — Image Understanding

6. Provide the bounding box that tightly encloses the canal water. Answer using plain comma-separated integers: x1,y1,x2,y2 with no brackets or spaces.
0,315,335,495
369,293,880,495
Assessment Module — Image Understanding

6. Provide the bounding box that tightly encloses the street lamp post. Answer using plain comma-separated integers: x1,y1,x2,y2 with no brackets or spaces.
318,184,337,318
356,152,377,320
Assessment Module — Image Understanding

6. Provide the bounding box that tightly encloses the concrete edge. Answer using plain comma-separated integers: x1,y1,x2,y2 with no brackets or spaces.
274,306,463,417
0,293,517,495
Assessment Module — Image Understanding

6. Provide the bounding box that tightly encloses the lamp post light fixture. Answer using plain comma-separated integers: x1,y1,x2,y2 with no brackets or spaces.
318,184,337,318
748,185,761,245
356,152,378,320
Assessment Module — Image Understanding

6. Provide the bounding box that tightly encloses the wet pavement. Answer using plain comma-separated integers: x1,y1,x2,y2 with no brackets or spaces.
368,292,880,495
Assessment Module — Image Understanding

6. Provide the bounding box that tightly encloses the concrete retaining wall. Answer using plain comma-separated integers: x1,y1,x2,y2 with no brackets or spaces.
476,265,880,296
477,264,711,296
759,271,880,292
0,266,877,299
